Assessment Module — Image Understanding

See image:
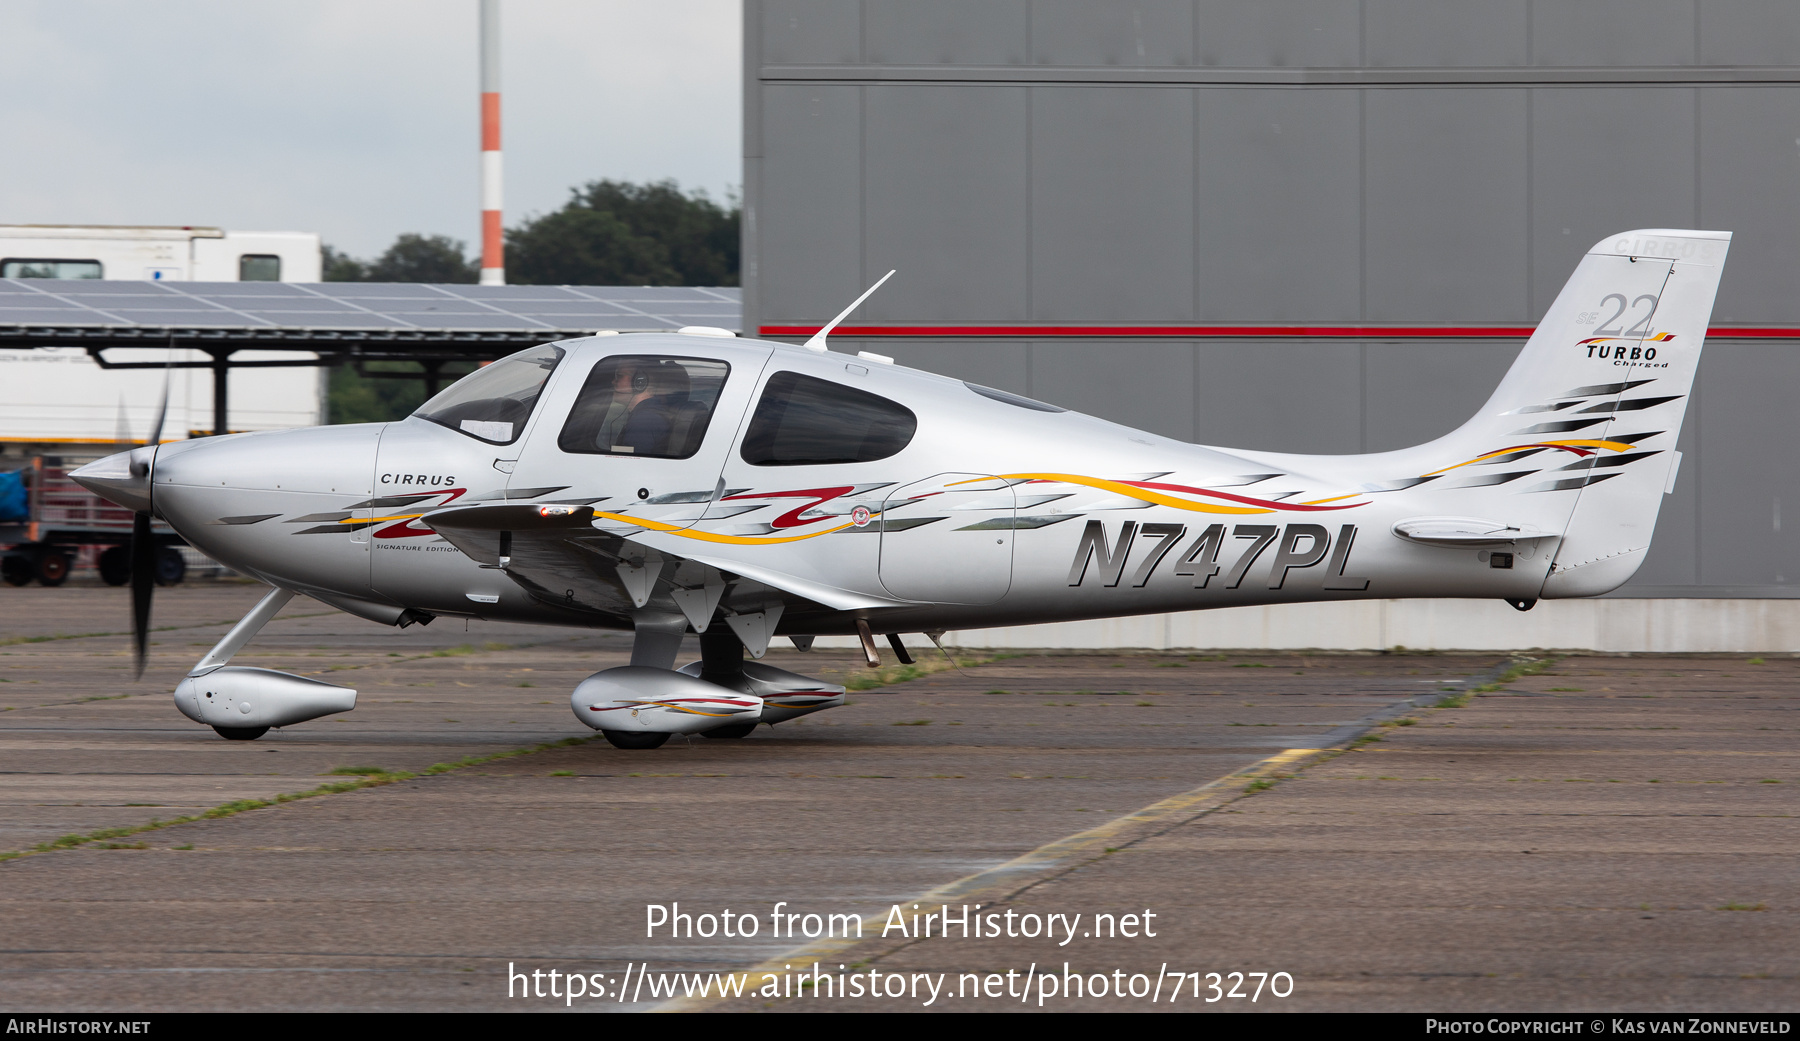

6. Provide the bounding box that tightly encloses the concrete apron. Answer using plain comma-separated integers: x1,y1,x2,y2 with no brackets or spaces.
814,598,1800,654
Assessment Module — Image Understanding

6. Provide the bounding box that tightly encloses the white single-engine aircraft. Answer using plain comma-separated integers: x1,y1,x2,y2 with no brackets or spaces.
73,230,1728,747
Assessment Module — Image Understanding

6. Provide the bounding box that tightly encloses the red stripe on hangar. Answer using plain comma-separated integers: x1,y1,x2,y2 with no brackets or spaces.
759,324,1800,339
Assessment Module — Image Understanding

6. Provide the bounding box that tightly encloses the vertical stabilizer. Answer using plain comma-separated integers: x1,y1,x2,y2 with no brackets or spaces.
1430,230,1729,596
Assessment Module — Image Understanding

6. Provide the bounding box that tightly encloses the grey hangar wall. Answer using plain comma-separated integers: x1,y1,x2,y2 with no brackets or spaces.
741,1,1800,600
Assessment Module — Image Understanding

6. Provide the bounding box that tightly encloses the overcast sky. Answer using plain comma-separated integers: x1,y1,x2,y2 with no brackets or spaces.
0,0,741,259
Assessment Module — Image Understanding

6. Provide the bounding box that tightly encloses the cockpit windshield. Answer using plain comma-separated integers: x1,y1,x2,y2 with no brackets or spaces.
414,344,564,445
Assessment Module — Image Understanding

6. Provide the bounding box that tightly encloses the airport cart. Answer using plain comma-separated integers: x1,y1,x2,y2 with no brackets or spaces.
0,457,186,587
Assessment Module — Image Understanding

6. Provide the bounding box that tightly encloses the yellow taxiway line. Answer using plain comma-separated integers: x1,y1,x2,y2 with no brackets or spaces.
654,745,1321,1012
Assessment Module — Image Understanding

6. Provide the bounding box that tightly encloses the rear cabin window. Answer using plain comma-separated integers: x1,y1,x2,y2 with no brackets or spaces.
740,371,917,466
238,254,281,281
558,355,730,459
414,343,563,445
2,259,102,279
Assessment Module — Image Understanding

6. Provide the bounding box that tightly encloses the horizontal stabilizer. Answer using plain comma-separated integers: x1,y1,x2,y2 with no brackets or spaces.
1391,517,1557,547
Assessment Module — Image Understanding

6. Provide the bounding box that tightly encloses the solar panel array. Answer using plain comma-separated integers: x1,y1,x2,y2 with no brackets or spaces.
0,279,741,335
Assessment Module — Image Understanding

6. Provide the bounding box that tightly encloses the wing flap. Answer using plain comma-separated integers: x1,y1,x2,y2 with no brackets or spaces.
420,503,898,617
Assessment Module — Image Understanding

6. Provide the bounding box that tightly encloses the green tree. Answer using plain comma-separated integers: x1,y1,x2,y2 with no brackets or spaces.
320,180,739,423
321,234,478,422
367,234,478,283
328,362,476,424
506,180,739,286
321,244,367,281
321,234,477,283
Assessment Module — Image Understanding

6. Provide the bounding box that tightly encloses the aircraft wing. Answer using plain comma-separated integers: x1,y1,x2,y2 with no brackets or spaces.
419,503,897,650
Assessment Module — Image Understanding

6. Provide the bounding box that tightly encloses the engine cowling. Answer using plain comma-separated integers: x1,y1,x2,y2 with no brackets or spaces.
570,666,764,734
174,667,357,729
675,660,846,724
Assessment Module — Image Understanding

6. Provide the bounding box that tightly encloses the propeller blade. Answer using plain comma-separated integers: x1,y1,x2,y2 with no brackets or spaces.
128,348,169,679
145,349,172,446
131,511,154,679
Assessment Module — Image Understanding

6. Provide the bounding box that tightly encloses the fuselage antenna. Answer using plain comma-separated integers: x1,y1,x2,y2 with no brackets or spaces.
801,270,896,352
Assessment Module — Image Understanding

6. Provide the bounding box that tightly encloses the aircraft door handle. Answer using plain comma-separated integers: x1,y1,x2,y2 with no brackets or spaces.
492,459,516,473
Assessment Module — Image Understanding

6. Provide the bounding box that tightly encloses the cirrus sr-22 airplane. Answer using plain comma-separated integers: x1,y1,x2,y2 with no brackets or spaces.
72,229,1728,748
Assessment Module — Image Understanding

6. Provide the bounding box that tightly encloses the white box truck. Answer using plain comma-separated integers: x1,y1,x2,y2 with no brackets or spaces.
0,225,322,283
0,225,327,584
0,225,327,448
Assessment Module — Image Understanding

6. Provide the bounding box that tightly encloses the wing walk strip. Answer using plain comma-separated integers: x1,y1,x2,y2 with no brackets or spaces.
654,669,1473,1012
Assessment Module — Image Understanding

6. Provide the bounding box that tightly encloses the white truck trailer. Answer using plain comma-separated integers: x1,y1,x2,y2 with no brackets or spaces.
0,225,326,451
0,225,327,583
0,225,322,284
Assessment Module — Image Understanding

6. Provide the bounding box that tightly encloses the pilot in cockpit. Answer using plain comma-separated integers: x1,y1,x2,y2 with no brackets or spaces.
613,362,692,455
559,355,720,460
594,362,643,449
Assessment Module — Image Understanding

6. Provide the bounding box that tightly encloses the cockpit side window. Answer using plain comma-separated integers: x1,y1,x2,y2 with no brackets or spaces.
558,355,731,459
740,371,917,466
414,343,563,445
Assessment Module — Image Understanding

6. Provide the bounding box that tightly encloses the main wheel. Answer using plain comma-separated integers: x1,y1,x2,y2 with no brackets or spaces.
154,547,186,586
702,723,758,739
98,546,131,586
36,549,70,587
0,555,30,587
212,726,269,741
601,729,669,750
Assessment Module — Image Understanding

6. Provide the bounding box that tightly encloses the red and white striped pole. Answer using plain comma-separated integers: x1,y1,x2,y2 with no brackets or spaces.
478,0,504,285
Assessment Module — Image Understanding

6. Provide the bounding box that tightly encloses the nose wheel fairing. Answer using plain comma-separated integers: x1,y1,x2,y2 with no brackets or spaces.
168,586,358,739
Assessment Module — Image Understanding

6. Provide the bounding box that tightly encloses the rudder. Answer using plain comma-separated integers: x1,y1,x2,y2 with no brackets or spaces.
1446,230,1730,596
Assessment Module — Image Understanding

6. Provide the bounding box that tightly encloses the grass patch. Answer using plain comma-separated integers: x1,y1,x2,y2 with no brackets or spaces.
0,631,119,647
891,719,932,726
323,766,395,776
0,612,337,649
839,653,988,692
1244,778,1274,792
1232,662,1268,669
430,644,479,657
0,736,596,863
1470,655,1559,694
549,770,575,777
